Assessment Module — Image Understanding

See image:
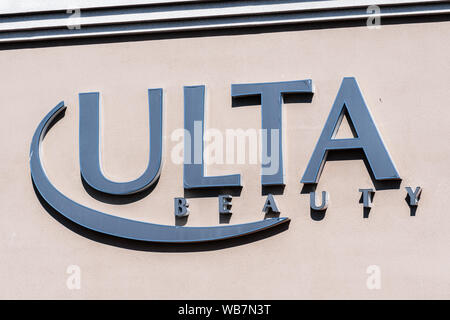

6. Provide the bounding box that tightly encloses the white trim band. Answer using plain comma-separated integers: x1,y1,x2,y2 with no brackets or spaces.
0,0,448,43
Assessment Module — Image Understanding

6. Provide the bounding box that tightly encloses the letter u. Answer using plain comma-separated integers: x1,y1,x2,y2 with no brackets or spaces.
79,89,162,195
310,191,329,211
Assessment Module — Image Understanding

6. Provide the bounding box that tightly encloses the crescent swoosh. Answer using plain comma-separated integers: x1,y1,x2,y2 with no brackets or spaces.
30,102,290,243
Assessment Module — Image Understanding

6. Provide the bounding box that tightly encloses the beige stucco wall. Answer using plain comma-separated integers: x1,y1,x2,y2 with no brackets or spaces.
0,20,449,299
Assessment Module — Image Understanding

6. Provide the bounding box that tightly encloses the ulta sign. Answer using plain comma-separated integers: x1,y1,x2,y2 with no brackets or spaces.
30,77,421,244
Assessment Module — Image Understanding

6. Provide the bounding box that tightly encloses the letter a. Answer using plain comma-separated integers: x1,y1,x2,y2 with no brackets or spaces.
301,77,400,184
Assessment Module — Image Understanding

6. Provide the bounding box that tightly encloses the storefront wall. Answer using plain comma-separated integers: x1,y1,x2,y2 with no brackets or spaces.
0,20,449,299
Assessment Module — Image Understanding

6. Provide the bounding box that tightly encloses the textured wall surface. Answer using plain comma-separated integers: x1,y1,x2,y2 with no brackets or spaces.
0,20,449,299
